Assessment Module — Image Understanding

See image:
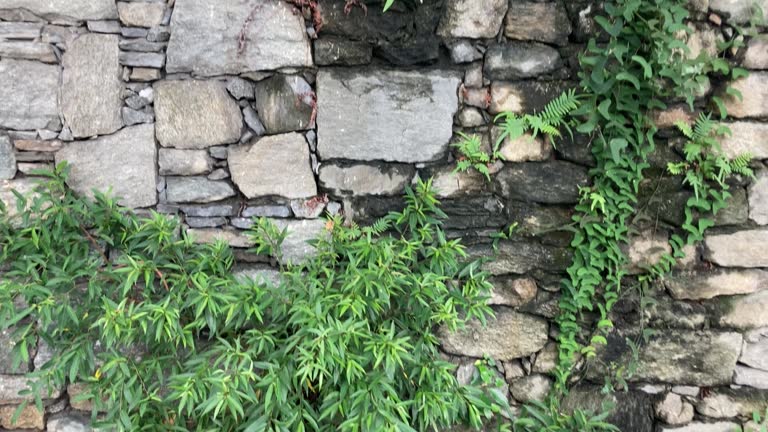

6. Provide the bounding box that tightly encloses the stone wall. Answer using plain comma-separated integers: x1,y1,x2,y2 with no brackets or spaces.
0,0,767,431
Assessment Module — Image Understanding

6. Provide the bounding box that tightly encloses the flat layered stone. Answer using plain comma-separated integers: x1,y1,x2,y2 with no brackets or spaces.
314,37,372,66
488,276,537,307
253,75,314,134
492,129,551,162
734,365,768,389
117,2,165,27
593,331,742,386
657,422,741,432
494,161,588,204
436,0,508,39
316,69,461,163
0,41,56,63
704,229,768,267
624,231,671,274
47,415,91,432
743,34,768,69
489,81,572,114
318,162,414,196
228,133,317,199
710,0,768,23
159,149,213,176
0,22,42,39
0,0,117,21
165,177,235,203
714,290,768,329
155,80,243,149
55,125,157,208
61,34,123,138
187,228,253,248
0,375,61,404
665,269,768,300
696,388,768,418
750,170,768,225
439,309,548,360
720,121,768,159
484,43,562,80
478,240,572,275
723,73,768,118
430,167,486,198
0,404,44,430
504,2,572,45
0,135,15,180
119,51,165,68
0,60,59,131
166,0,312,76
741,328,768,371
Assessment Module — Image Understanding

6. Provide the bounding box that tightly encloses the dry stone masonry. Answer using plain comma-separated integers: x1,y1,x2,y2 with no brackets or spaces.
0,0,766,431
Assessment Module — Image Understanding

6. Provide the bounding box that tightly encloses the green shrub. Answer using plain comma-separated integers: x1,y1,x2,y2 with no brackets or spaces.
0,165,511,431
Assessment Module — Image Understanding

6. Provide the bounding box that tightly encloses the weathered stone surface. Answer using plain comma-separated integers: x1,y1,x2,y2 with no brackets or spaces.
643,296,707,330
253,75,314,134
87,20,121,33
723,73,768,118
0,178,38,221
710,0,768,23
269,219,327,264
119,39,167,52
484,43,562,80
430,167,486,198
226,77,254,100
0,41,56,63
0,135,15,180
655,392,694,425
492,129,552,162
117,2,165,27
562,385,655,432
229,133,316,200
319,163,414,196
187,228,253,248
119,51,165,68
0,22,42,39
0,404,44,430
741,328,768,371
314,37,372,66
131,67,161,82
480,240,572,275
165,177,235,203
122,107,154,126
489,81,572,114
504,2,572,45
488,276,538,307
186,217,227,228
448,39,483,64
155,80,243,149
0,0,117,21
61,34,123,138
0,60,59,131
593,331,742,385
0,329,27,374
457,107,485,127
743,34,768,69
494,161,589,204
509,374,552,403
0,375,61,404
440,309,548,360
55,125,157,208
159,149,213,176
47,414,93,432
180,203,238,217
720,121,768,159
316,69,460,163
533,341,558,373
696,388,768,418
750,170,768,225
166,0,312,76
657,422,741,432
625,231,671,273
714,289,768,329
735,365,768,389
705,229,768,267
437,0,508,39
665,269,768,300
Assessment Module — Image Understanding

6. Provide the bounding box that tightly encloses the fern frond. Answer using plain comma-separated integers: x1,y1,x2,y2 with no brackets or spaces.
540,89,580,123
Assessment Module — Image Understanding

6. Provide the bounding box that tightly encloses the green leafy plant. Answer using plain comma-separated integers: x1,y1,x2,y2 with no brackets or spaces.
0,165,508,431
453,132,495,181
513,399,618,432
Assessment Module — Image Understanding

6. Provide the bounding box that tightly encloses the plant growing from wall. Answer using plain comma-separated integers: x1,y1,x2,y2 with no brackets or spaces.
0,165,517,432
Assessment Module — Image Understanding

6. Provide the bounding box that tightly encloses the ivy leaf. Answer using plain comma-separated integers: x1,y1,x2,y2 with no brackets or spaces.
631,55,652,79
609,138,628,163
615,72,641,90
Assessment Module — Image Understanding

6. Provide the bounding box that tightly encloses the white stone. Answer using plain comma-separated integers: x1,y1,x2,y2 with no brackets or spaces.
723,73,768,118
436,0,508,39
440,310,548,360
749,170,768,225
655,393,695,425
657,421,741,432
705,229,768,267
721,122,768,159
734,365,768,389
318,163,414,196
0,0,117,21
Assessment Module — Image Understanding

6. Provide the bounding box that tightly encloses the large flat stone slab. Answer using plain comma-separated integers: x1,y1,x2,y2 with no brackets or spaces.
155,80,243,149
723,73,768,118
316,69,460,163
665,269,768,300
318,162,414,196
436,0,508,39
61,34,123,138
720,122,768,159
592,331,742,386
55,125,157,208
0,60,59,131
704,229,768,267
0,0,117,21
439,309,548,360
228,133,317,199
166,0,312,76
0,135,15,180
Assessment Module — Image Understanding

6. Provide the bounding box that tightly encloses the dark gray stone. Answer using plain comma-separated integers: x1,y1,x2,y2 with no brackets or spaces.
477,240,573,275
180,203,238,217
226,77,254,100
494,161,589,204
118,39,167,52
243,205,291,218
147,26,170,42
243,107,266,136
121,27,148,38
166,0,312,76
253,75,314,134
484,43,562,80
121,107,154,126
166,177,236,203
55,124,157,208
186,217,227,228
316,68,461,163
563,386,653,432
314,37,372,66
